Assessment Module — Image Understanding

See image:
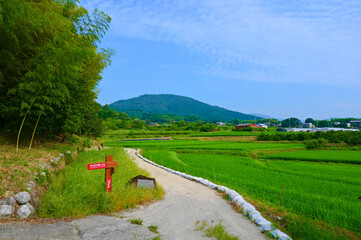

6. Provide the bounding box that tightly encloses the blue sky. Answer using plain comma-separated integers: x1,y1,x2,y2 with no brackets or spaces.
80,0,361,120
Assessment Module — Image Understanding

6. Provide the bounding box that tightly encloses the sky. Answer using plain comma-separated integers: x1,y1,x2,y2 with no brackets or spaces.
80,0,361,120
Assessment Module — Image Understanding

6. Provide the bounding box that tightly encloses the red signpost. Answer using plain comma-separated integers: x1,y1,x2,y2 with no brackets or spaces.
86,155,118,192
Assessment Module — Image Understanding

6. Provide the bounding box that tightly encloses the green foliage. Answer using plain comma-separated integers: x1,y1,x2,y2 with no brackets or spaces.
281,118,301,128
98,105,146,130
0,0,112,141
109,94,260,122
200,123,218,132
318,120,331,128
256,118,280,126
304,138,327,149
258,131,361,145
148,225,159,234
130,218,143,225
305,118,316,125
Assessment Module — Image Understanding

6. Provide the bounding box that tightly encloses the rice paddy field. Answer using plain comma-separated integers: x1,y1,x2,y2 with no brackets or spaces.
105,132,361,239
263,150,361,164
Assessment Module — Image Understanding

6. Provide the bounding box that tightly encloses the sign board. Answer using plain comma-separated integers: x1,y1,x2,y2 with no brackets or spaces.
86,156,118,192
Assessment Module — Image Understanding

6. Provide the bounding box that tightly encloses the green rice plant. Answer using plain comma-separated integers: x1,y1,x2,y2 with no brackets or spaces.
263,150,361,164
106,139,304,153
190,131,261,137
143,150,361,236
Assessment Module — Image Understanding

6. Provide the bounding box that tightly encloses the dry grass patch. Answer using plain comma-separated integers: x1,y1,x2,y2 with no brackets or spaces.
0,143,73,196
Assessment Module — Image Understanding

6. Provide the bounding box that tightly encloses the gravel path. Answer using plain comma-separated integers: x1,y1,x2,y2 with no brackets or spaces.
0,148,266,240
121,148,266,240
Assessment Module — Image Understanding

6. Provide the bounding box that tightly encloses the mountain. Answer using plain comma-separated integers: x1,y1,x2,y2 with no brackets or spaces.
249,113,274,119
109,94,261,122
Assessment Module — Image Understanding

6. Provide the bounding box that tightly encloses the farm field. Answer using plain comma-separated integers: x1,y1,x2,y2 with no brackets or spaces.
103,129,193,140
190,131,263,137
105,135,361,239
143,151,361,233
108,139,304,152
263,150,361,164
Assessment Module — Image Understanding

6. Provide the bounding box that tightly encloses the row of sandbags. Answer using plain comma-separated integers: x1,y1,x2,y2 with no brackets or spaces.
135,149,291,240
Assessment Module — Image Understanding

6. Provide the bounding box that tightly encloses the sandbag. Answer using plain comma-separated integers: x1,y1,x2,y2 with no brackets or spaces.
242,202,255,215
270,229,292,240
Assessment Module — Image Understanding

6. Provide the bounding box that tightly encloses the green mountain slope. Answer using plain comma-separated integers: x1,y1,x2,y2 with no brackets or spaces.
109,94,260,121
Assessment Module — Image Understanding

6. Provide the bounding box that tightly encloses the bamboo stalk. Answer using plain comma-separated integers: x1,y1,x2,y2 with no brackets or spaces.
29,110,42,150
16,94,38,152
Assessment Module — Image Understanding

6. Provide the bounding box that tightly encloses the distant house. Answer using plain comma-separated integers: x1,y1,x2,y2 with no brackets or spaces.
350,120,361,127
216,122,226,126
236,123,263,130
256,123,268,128
302,123,314,128
147,123,159,126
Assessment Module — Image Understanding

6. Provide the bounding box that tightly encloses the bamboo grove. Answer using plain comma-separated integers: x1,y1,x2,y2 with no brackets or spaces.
0,0,113,149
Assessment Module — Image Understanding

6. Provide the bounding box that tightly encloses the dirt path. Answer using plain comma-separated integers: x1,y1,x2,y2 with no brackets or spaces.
121,148,266,240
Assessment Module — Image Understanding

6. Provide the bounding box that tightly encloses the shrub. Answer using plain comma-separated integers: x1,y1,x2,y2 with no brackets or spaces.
304,138,327,149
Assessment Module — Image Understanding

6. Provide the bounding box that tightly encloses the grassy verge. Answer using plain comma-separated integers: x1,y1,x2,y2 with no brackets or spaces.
39,148,164,218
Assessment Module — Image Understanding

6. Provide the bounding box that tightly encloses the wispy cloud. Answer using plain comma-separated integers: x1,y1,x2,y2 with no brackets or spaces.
82,0,361,87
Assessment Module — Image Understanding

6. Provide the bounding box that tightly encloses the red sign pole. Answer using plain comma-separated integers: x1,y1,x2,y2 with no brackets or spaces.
105,156,113,192
86,155,118,192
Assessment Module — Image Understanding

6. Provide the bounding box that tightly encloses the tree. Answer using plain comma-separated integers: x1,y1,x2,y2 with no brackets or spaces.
256,118,279,126
281,118,301,128
318,120,330,128
305,118,316,125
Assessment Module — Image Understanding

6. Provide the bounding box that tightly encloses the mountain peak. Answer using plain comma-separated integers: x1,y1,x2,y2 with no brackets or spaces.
110,94,260,121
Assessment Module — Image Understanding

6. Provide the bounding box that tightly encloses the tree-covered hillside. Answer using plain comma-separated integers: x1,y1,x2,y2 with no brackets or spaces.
110,94,260,122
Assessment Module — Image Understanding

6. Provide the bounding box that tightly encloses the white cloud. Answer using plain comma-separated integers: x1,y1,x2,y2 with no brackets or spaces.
81,0,361,87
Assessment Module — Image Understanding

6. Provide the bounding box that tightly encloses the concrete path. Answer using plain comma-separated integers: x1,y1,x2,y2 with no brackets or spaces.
0,215,157,240
120,148,266,240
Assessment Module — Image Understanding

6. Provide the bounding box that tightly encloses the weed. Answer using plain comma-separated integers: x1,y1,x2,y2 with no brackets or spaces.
148,225,158,234
130,218,143,225
195,220,208,231
195,220,239,240
82,137,92,148
64,152,74,165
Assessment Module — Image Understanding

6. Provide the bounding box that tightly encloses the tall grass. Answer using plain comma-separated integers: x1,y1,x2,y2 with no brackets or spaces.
39,148,164,218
